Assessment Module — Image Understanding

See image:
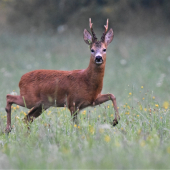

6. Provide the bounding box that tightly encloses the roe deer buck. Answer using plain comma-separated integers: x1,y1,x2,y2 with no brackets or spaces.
5,18,120,133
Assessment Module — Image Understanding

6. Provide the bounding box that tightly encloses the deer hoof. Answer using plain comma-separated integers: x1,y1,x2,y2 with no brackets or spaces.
113,119,118,126
5,128,11,134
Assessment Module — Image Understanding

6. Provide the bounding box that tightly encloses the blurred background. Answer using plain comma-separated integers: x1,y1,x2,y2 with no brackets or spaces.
0,0,170,108
0,0,170,34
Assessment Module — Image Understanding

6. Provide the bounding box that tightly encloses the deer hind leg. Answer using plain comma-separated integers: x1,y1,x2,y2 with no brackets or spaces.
5,94,25,133
93,94,120,126
23,103,48,124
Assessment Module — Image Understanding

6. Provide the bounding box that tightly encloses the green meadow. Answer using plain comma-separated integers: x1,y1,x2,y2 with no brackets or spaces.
0,32,170,169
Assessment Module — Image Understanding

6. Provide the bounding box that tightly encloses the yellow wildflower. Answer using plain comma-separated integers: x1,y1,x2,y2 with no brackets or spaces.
62,147,70,154
155,104,159,107
16,105,19,109
99,128,104,133
83,110,86,115
98,115,101,118
125,111,129,115
167,147,170,154
74,124,77,128
153,96,155,99
140,140,145,147
47,111,51,115
139,105,143,110
110,114,113,117
138,129,141,134
104,135,111,142
127,105,130,109
89,127,95,134
141,86,143,89
15,116,20,120
129,92,132,95
163,101,169,109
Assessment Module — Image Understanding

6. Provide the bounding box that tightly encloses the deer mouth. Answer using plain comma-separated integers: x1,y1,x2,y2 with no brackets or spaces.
95,56,103,65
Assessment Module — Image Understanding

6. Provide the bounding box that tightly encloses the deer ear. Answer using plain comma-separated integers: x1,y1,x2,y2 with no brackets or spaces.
105,28,114,46
84,29,92,45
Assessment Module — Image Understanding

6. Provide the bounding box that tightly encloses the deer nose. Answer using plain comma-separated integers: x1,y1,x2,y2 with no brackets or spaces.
95,55,103,64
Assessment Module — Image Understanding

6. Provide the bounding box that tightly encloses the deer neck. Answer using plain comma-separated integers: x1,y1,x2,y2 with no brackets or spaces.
85,57,106,85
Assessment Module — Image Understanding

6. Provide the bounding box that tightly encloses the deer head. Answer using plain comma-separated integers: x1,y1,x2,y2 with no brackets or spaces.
83,18,114,65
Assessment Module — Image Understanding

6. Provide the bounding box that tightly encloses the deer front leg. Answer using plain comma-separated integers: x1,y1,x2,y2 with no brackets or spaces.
93,94,120,126
23,103,48,124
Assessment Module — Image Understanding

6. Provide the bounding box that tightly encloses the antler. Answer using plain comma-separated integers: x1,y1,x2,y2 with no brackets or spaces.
101,19,109,42
89,18,97,42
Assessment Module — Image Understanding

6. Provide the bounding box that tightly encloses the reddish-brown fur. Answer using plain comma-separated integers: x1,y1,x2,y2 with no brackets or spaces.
5,19,120,133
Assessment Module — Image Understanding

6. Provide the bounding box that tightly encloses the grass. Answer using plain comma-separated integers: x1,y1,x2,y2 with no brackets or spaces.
0,31,170,169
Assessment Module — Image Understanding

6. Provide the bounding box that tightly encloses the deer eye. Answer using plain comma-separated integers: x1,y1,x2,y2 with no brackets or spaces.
91,49,94,53
103,49,106,52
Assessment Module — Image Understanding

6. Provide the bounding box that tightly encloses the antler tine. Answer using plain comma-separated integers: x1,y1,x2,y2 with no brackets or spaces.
89,18,97,42
101,19,109,42
104,19,109,33
89,18,93,29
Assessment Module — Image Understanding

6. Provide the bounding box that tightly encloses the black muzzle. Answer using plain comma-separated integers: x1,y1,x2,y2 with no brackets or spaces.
95,56,103,65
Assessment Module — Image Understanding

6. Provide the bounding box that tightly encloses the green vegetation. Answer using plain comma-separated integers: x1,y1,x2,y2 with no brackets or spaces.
2,0,170,32
1,0,170,35
0,32,170,169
